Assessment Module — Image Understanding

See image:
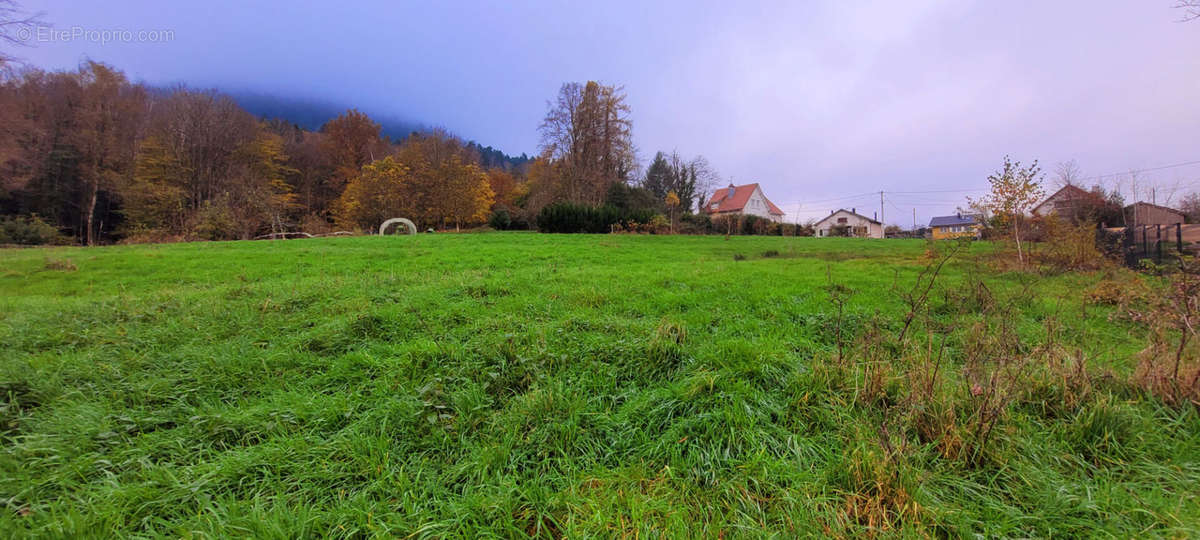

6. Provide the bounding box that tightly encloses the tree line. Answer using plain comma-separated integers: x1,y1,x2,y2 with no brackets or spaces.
0,61,732,244
0,62,521,244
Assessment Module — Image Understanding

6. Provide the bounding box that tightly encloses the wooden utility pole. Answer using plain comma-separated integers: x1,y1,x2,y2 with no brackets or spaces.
912,208,916,233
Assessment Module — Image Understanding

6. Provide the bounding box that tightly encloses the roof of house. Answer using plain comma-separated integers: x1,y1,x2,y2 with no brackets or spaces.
1123,201,1184,216
705,183,785,215
929,214,979,227
814,208,881,226
1032,184,1091,214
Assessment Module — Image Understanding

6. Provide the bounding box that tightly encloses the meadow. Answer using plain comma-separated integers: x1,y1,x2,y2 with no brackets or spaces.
1,233,1197,537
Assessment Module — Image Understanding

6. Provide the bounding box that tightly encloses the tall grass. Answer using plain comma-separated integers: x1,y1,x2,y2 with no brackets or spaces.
0,234,1197,537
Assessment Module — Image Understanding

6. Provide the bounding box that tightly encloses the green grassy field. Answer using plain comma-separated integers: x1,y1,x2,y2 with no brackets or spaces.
2,233,1197,537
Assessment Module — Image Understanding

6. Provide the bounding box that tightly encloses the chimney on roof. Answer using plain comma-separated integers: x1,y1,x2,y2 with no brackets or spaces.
852,207,855,214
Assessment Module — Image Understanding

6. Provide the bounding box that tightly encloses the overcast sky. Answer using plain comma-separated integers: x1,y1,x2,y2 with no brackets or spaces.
14,1,1200,225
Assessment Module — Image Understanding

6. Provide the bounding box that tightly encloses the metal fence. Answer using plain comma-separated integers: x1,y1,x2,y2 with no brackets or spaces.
1106,223,1185,268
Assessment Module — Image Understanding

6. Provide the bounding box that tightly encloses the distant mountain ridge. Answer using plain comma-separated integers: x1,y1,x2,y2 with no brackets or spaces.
226,90,531,170
226,90,424,139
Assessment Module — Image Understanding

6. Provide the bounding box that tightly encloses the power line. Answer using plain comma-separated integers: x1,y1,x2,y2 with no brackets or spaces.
887,194,975,203
773,158,1200,218
787,191,879,205
1074,159,1200,183
805,158,1200,199
889,188,988,194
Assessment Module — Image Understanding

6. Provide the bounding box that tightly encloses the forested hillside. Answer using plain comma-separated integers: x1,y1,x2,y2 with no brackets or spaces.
0,62,534,244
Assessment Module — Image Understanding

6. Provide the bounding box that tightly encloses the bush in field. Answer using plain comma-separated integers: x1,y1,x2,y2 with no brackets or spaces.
118,228,187,245
647,214,670,234
1084,273,1147,306
1123,259,1200,408
705,214,798,236
738,214,781,235
1035,215,1111,272
711,214,737,235
299,213,336,235
677,213,712,234
740,215,763,235
0,215,67,245
489,208,513,230
189,200,240,241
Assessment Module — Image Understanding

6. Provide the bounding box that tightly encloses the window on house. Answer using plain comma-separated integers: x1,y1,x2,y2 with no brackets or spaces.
837,217,847,224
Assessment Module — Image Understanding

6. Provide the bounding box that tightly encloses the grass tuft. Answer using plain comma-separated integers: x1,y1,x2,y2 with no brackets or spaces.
42,257,76,271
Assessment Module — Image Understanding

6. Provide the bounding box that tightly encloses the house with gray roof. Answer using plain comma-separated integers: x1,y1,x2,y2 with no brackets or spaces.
929,213,982,239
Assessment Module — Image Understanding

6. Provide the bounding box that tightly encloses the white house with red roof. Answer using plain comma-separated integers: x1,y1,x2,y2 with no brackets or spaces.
702,183,785,223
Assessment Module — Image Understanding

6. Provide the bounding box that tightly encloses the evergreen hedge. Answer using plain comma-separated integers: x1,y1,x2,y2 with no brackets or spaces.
535,202,657,233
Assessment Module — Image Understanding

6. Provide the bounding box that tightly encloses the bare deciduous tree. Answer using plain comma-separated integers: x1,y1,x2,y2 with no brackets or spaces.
1054,159,1082,188
1175,1,1200,21
689,155,722,211
538,81,635,204
0,1,44,68
1179,192,1200,223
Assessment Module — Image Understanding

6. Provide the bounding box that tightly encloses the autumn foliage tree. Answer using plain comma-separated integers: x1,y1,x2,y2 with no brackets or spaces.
665,190,680,232
969,156,1045,265
486,168,526,210
320,109,386,211
396,131,493,230
334,156,413,231
333,131,494,232
226,131,298,238
522,157,565,217
438,158,493,229
123,136,189,234
75,62,147,245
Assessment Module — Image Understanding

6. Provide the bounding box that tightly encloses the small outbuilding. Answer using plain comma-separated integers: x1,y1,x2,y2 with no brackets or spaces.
1125,202,1184,228
814,208,883,238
